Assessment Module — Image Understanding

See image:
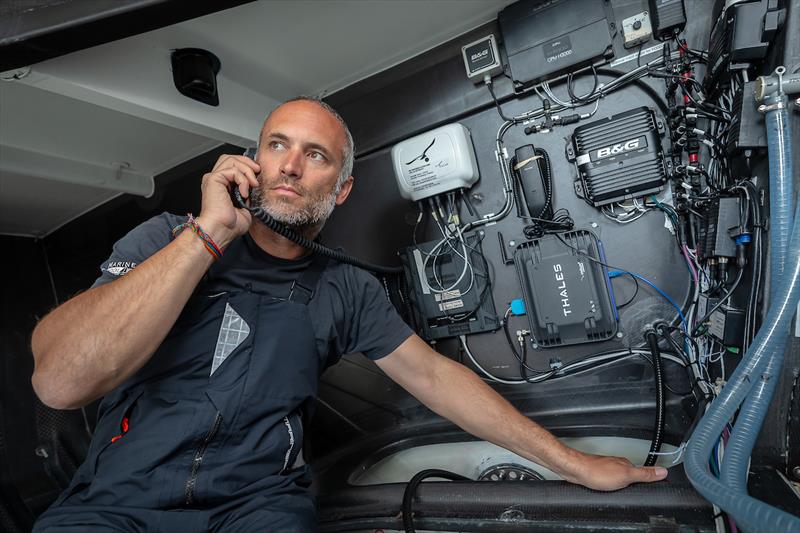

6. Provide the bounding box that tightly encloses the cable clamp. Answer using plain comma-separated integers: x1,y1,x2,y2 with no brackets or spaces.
776,65,786,95
757,101,786,113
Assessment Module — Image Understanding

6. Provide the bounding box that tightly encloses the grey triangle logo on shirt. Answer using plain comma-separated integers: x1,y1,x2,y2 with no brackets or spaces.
211,303,250,376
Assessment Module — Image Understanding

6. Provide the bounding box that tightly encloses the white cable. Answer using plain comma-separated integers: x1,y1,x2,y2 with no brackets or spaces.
460,335,532,385
424,235,471,293
461,335,687,386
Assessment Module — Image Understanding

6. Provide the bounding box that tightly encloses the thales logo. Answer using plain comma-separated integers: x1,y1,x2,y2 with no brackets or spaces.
553,264,571,317
596,138,640,159
471,49,489,61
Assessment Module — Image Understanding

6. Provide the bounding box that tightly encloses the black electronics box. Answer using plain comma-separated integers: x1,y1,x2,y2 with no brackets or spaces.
705,0,783,92
568,107,666,207
514,230,617,347
699,295,745,347
648,0,686,39
697,197,740,260
498,0,614,87
400,231,499,340
727,81,767,154
462,34,503,80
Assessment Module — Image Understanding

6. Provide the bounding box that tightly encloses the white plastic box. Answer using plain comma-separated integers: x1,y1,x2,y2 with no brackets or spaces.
391,123,479,201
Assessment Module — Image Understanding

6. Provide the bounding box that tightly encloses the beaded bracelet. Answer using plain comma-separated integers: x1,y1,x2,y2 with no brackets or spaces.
171,214,223,260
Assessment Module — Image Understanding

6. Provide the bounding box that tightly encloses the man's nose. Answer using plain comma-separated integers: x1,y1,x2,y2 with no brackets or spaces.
280,148,303,179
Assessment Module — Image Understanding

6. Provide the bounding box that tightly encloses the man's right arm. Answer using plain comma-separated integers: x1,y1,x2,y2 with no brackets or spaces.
30,155,261,409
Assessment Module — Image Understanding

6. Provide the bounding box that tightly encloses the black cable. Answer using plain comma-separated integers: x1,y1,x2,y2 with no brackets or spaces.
672,36,708,61
566,66,599,104
677,82,730,118
739,181,763,349
596,68,671,117
233,189,402,274
638,351,694,396
535,148,553,218
403,469,470,533
691,267,745,337
460,189,477,218
644,329,666,467
521,209,575,239
514,148,574,238
486,81,513,122
656,322,713,398
614,272,640,308
503,313,550,376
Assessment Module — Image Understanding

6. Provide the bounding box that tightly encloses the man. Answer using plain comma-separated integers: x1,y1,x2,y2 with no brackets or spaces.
31,97,667,532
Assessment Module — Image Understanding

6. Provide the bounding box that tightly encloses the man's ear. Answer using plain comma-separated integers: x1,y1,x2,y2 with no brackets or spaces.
335,176,354,205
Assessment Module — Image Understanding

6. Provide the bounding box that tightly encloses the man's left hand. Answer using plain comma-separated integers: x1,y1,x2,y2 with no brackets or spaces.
564,452,669,491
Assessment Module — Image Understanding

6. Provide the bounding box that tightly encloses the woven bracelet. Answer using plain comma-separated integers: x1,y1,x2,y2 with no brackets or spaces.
171,214,223,260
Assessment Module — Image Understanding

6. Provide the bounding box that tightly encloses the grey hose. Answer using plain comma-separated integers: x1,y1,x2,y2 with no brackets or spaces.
683,90,800,531
719,97,795,494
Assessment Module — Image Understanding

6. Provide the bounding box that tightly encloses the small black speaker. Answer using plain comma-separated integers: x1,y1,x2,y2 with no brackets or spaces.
170,48,221,106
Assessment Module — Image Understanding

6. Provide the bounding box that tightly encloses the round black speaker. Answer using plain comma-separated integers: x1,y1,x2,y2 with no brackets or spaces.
170,48,221,106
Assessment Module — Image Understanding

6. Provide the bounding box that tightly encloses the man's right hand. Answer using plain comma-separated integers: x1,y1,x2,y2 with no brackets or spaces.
196,154,261,250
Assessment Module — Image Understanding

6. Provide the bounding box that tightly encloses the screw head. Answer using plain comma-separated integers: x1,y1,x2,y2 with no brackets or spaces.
793,466,800,480
616,332,624,338
509,240,516,247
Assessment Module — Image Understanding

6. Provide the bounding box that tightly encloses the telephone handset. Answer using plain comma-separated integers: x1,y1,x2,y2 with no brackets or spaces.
229,148,401,274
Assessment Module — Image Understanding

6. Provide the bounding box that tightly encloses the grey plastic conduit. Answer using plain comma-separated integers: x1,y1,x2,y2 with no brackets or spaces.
719,97,795,494
684,93,800,531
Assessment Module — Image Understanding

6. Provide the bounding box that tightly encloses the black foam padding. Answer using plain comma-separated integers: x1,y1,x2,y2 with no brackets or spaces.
318,468,715,531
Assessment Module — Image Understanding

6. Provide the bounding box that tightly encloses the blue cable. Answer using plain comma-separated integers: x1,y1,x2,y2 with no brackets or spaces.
608,269,687,329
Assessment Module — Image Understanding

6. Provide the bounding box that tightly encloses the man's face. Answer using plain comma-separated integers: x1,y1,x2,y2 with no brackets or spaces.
251,100,353,228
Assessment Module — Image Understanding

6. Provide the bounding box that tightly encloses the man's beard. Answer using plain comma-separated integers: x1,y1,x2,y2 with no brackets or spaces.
250,177,338,229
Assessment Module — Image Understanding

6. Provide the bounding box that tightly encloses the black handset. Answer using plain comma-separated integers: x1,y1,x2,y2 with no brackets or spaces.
229,147,259,208
513,144,551,219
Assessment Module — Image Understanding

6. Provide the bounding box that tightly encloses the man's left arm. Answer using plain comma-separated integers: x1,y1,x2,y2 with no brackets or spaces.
375,334,668,491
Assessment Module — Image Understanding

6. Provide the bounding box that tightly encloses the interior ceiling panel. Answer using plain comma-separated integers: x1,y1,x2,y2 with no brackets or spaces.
0,172,117,237
0,81,219,236
0,0,513,237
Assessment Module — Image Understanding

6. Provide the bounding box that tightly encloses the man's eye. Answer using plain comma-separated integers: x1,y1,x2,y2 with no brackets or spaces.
270,141,285,151
309,151,326,162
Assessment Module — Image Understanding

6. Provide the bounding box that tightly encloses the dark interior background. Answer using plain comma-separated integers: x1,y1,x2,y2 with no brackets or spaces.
2,0,799,530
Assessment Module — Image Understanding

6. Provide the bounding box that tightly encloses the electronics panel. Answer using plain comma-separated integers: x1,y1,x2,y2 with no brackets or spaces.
322,3,795,512
359,0,781,387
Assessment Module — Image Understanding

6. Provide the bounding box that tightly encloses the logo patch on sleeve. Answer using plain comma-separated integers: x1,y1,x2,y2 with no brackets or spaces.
104,261,138,276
